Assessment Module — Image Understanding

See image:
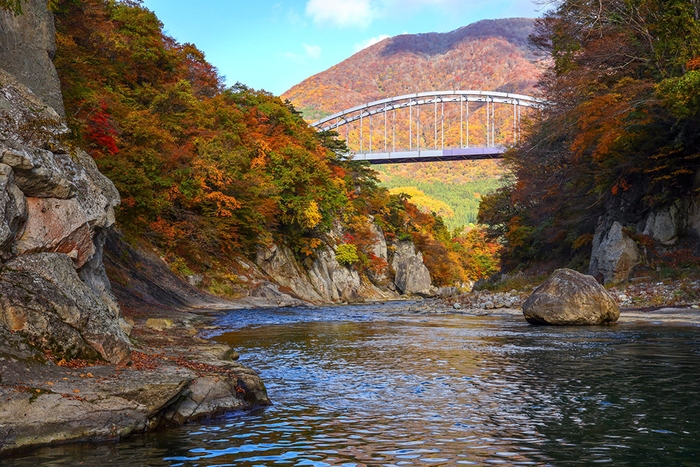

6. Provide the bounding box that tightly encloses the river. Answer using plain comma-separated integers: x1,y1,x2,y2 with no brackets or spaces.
6,302,700,466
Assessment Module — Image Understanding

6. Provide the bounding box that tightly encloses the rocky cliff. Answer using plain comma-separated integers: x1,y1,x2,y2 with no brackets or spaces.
589,180,700,285
255,221,436,304
0,0,64,116
0,66,131,363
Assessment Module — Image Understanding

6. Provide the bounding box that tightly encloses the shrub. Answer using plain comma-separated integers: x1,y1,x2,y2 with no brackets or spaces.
336,243,359,266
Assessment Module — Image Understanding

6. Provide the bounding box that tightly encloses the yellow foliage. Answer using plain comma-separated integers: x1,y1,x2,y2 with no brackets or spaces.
389,186,454,218
300,200,323,229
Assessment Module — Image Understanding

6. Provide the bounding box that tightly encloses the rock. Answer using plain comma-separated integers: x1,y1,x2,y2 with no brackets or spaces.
0,162,26,254
249,281,307,307
391,240,433,296
187,274,203,287
0,358,270,454
78,229,121,318
436,286,459,298
145,318,175,331
0,253,131,364
589,221,640,284
0,0,65,115
255,240,394,304
522,268,620,325
165,364,268,425
14,197,95,268
368,219,388,262
1,146,76,198
453,302,462,309
308,245,362,301
256,243,325,302
642,202,684,245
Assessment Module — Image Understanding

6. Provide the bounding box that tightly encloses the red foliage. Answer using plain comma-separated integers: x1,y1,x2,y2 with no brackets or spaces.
86,102,119,157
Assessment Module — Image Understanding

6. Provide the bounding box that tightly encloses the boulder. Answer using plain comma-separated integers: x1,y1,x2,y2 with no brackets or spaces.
522,268,620,325
391,240,433,296
589,221,640,284
0,253,131,364
14,197,95,268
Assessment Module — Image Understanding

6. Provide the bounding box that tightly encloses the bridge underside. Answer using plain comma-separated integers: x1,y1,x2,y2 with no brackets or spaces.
350,147,505,164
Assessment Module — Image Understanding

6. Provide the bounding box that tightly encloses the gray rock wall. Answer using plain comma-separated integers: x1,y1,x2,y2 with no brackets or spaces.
255,220,437,303
0,68,129,364
391,240,433,296
589,220,640,285
0,0,65,115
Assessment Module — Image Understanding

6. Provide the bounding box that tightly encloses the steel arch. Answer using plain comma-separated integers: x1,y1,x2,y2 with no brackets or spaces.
310,90,544,131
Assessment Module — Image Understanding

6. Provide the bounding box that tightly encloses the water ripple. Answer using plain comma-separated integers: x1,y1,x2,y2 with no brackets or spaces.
6,307,700,466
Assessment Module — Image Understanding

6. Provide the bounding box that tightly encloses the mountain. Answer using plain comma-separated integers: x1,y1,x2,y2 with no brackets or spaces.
283,18,544,230
283,18,543,121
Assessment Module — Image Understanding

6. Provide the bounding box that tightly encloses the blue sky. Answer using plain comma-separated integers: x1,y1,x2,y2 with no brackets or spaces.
140,0,544,96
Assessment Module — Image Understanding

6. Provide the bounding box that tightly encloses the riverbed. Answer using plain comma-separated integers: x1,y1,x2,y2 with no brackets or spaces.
6,303,700,466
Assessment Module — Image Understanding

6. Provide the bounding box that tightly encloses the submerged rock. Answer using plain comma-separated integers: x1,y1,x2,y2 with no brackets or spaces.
522,268,619,325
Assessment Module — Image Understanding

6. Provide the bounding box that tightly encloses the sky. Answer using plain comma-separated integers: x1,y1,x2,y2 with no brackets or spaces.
140,0,545,96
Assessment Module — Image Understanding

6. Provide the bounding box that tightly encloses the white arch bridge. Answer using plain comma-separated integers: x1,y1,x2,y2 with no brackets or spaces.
311,90,544,164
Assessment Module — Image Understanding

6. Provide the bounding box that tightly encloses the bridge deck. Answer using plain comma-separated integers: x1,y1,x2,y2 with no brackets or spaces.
351,147,505,164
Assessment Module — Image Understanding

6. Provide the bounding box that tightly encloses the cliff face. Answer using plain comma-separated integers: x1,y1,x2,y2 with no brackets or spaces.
0,2,129,364
255,221,436,304
0,0,64,116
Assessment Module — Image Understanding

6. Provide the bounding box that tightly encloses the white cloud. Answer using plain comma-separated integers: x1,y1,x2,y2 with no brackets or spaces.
353,34,390,52
305,0,379,28
283,44,322,63
303,43,322,59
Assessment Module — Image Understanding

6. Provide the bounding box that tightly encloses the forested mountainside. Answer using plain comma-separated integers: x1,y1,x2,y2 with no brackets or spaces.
51,0,501,293
479,0,700,281
282,18,544,231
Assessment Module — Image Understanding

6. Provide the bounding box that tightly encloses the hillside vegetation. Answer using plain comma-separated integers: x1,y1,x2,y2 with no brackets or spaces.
479,0,700,272
282,18,543,230
51,0,500,288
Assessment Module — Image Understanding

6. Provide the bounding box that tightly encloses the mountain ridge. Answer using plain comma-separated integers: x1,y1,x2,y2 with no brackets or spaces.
283,17,543,121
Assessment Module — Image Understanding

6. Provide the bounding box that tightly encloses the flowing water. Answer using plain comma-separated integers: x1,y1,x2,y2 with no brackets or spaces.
6,303,700,466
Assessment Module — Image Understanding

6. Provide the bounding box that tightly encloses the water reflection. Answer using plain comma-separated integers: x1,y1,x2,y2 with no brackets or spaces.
5,306,700,466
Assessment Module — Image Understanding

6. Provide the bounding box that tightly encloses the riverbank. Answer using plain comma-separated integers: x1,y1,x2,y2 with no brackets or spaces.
432,275,700,325
0,298,276,455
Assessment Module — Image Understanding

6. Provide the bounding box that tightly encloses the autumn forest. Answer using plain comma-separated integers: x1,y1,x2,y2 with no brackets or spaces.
49,0,700,292
51,0,501,291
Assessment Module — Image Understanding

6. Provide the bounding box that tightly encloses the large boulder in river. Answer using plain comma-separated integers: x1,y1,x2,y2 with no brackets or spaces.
522,268,619,325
